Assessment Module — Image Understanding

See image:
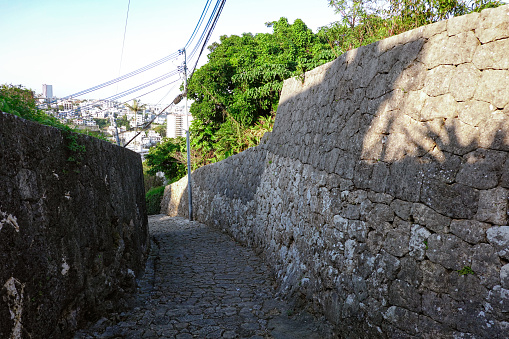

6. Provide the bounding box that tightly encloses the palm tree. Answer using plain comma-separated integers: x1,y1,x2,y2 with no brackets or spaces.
124,99,147,150
124,99,147,128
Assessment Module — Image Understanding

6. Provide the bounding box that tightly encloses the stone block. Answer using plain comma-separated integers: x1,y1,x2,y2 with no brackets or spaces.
421,260,449,293
471,243,502,288
450,219,490,244
352,160,374,189
419,315,454,338
450,63,482,102
409,224,432,260
420,180,478,219
447,11,480,36
427,233,472,270
476,188,508,225
420,93,457,121
487,285,509,314
420,31,479,68
377,45,402,73
366,203,394,229
388,279,422,312
357,56,379,89
366,229,384,253
394,61,426,93
486,226,509,259
448,272,488,301
422,65,455,97
427,119,474,156
478,110,509,151
367,192,393,204
500,158,509,188
456,149,506,190
383,306,420,335
474,69,509,109
411,203,451,233
376,251,401,280
384,218,411,257
15,168,39,201
473,38,509,70
421,151,462,184
397,257,423,288
475,5,509,43
390,199,413,221
386,158,422,202
422,291,459,326
421,19,447,39
366,72,392,99
370,162,390,193
501,264,509,289
457,100,494,127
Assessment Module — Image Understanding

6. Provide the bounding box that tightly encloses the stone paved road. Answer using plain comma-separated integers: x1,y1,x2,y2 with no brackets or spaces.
74,215,334,339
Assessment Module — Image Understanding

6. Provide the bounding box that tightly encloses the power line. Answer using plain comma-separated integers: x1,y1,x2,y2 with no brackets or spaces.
64,0,219,100
116,0,132,94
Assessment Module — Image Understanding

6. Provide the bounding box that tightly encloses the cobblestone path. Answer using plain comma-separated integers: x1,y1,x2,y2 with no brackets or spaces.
74,215,333,339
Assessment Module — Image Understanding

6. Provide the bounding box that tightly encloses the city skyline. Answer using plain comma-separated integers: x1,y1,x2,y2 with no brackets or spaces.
1,0,339,106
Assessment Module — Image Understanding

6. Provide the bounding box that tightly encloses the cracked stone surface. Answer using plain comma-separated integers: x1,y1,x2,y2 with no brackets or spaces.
74,215,333,339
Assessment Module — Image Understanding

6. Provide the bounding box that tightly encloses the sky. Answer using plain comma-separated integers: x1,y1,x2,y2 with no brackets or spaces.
0,0,340,106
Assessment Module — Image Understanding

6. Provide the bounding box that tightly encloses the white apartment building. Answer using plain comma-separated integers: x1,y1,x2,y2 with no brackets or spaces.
166,106,193,138
42,84,53,102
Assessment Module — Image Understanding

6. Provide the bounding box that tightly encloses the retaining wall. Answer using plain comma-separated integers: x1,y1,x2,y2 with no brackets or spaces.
163,5,509,338
0,113,149,338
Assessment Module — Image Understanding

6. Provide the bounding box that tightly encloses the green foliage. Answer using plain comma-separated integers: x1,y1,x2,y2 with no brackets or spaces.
94,118,109,129
124,99,146,115
0,84,67,129
457,266,475,275
186,17,335,166
145,186,165,215
116,115,130,128
323,0,503,55
144,137,188,183
153,122,166,136
1,84,111,146
142,161,165,194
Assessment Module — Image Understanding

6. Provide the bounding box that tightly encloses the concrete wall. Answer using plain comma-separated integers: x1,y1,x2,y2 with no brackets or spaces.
163,5,509,338
0,113,149,338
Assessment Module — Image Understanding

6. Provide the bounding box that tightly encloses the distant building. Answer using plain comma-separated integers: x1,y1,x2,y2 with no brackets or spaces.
42,84,53,103
166,106,193,138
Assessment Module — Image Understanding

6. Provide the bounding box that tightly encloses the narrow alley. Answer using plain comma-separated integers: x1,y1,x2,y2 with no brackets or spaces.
74,215,333,339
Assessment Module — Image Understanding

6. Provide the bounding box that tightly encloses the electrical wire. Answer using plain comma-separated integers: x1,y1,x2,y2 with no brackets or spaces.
116,0,131,94
188,0,226,80
61,0,227,128
64,0,218,100
184,0,214,49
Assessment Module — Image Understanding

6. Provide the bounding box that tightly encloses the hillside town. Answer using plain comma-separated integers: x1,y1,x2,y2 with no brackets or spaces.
38,85,192,156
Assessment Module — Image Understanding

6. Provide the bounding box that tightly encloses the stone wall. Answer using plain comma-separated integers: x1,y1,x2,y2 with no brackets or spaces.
163,5,509,338
0,113,149,338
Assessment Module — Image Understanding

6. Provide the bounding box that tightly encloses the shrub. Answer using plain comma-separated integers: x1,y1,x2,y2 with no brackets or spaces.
145,186,166,215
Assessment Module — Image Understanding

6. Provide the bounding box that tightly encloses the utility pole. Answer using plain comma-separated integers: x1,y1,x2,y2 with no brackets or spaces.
180,48,193,221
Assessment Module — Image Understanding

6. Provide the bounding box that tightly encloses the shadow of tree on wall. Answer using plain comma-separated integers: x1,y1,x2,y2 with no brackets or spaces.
262,10,509,338
171,7,509,338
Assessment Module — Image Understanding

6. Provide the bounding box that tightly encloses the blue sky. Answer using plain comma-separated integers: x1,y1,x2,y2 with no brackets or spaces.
0,0,339,106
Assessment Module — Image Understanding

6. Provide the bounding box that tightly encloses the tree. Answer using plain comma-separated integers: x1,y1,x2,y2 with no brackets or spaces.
186,18,336,163
323,0,502,55
94,118,109,129
153,122,166,136
124,99,146,128
116,115,130,128
0,84,65,129
144,137,187,183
